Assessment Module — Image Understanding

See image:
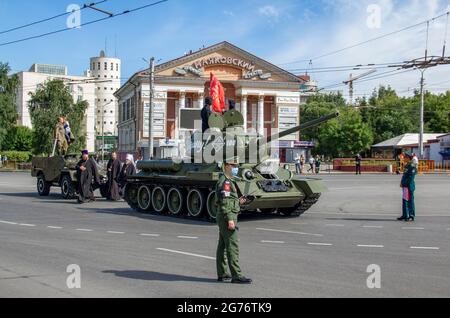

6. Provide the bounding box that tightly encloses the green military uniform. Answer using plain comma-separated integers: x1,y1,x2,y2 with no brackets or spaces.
215,173,243,280
54,122,68,156
401,162,417,219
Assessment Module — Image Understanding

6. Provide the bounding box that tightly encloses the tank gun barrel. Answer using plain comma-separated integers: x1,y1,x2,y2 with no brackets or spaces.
266,112,339,144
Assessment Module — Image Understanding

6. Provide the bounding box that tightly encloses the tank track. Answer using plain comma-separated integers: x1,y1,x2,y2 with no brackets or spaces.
289,194,322,217
123,182,321,222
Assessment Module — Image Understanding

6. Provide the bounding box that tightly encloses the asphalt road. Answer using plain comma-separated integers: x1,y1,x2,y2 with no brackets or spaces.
0,172,449,298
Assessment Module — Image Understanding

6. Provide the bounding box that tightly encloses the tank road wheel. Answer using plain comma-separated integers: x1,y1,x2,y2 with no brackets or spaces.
37,175,51,196
167,188,184,216
187,189,204,218
152,187,167,214
124,183,139,211
206,191,219,221
61,175,76,199
137,186,152,211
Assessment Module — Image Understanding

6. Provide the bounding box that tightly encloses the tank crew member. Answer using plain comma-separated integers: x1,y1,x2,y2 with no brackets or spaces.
76,150,100,204
54,117,69,156
398,153,418,222
118,154,137,192
201,97,212,133
107,151,122,201
228,99,236,111
215,157,252,284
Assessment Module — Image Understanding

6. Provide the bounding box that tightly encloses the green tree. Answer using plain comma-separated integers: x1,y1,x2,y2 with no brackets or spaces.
2,126,33,151
315,108,374,157
0,62,19,151
28,80,88,155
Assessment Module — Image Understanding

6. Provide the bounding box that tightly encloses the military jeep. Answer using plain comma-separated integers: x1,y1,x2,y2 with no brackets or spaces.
31,155,109,199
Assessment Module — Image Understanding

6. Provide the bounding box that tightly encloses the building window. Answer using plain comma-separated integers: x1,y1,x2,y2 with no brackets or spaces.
111,63,114,71
116,64,118,71
98,62,100,70
104,62,107,70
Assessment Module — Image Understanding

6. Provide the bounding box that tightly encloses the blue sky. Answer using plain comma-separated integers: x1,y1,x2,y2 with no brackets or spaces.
1,0,450,99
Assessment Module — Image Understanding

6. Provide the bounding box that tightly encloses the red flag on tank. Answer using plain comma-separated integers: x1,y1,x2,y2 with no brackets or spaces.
210,73,225,113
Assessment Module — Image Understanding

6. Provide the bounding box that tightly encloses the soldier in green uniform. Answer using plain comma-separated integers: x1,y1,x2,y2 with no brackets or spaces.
398,153,417,222
215,157,252,284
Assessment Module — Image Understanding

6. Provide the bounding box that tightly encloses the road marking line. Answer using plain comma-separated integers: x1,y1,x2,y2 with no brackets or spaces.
256,228,323,237
410,246,440,250
363,225,384,228
47,226,63,229
0,220,18,225
19,224,36,227
140,233,160,237
402,227,425,230
261,240,285,244
325,224,345,227
177,236,199,239
308,243,333,246
76,229,93,232
357,245,384,248
290,222,308,225
156,248,215,260
108,231,125,234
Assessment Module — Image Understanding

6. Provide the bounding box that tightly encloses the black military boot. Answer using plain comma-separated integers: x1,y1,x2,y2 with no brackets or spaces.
231,277,252,284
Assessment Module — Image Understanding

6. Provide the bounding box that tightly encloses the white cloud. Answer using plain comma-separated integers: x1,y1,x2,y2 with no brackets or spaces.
223,10,234,17
269,0,450,100
258,5,281,20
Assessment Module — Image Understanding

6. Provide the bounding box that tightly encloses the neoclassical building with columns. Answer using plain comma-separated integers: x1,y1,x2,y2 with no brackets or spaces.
115,41,316,161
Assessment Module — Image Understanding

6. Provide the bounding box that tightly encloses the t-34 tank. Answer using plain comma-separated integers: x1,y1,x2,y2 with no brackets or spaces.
124,110,339,221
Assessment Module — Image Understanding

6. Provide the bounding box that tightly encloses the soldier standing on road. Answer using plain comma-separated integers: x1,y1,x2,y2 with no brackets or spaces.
397,153,418,222
76,150,100,204
107,151,122,201
54,117,69,156
215,157,252,284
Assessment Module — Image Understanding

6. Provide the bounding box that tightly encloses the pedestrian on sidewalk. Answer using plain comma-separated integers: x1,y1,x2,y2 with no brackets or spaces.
315,155,322,174
308,156,315,174
294,154,301,174
355,154,362,175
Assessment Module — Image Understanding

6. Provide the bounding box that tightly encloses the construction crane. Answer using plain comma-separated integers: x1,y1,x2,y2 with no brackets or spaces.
343,69,377,105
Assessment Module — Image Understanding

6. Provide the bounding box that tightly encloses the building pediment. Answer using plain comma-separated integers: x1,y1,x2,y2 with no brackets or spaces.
154,41,303,84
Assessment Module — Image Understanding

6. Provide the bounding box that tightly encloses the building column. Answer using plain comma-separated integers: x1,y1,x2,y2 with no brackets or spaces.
198,92,204,109
241,95,248,132
177,92,187,158
258,95,265,136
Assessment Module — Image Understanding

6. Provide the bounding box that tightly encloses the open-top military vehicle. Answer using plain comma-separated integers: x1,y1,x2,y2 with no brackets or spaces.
123,109,338,221
31,154,109,199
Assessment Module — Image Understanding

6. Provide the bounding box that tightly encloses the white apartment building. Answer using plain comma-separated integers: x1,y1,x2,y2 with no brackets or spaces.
15,64,97,152
15,52,121,153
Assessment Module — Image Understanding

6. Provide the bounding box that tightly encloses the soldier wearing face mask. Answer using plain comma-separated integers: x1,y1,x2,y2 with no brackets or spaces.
215,156,252,285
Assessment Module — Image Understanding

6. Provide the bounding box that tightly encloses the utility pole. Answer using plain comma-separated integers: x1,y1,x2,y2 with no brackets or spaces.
419,69,425,159
148,57,155,160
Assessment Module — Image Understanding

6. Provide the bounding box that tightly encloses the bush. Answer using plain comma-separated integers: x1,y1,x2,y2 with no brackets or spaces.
2,126,33,152
0,151,32,162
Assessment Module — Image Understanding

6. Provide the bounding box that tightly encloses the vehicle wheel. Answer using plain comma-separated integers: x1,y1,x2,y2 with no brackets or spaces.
167,188,184,216
99,184,109,199
124,183,139,210
187,189,204,218
206,191,219,221
37,175,51,196
137,186,152,211
152,187,167,213
61,175,76,199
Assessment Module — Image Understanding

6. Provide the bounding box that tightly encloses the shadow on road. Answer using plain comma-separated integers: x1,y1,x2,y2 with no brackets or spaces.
102,270,217,283
325,217,397,222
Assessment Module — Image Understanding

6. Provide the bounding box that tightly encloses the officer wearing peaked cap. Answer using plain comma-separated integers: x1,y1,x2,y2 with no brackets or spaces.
215,156,252,284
